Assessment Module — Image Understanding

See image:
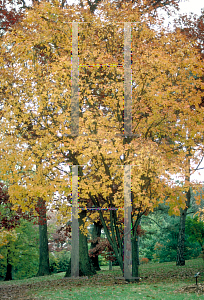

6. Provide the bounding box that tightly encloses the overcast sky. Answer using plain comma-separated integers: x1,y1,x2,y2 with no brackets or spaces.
160,0,203,28
179,0,203,15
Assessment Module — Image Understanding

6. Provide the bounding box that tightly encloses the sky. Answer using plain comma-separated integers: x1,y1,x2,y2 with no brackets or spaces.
178,0,203,15
160,0,203,28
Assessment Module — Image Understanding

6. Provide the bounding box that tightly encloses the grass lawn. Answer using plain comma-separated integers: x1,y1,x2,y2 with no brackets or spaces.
0,258,204,299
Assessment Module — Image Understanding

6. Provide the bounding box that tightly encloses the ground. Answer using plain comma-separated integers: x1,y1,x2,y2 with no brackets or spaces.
175,283,204,294
0,258,204,299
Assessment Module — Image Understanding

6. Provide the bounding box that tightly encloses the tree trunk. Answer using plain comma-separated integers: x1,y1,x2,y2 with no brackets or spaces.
136,236,140,265
136,218,141,266
176,150,191,266
176,188,191,266
4,248,12,281
202,245,204,261
132,224,140,280
130,215,142,281
36,198,50,276
65,210,96,277
90,221,102,271
132,237,139,278
109,260,112,270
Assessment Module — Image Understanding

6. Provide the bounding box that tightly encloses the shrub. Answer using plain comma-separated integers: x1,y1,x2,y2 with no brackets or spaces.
98,254,108,266
49,250,70,273
140,257,149,264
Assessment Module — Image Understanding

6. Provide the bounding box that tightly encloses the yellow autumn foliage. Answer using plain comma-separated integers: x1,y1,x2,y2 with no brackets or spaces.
0,0,203,230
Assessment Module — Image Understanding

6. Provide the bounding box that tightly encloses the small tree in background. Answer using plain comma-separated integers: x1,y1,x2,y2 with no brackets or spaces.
0,182,38,280
186,216,204,260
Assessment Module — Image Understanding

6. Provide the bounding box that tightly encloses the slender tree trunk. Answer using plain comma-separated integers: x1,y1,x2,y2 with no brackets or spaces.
65,210,96,277
136,218,141,266
176,188,191,266
131,219,141,280
202,245,204,261
176,149,191,266
4,248,12,281
109,260,112,270
132,237,139,278
36,198,50,276
90,221,102,271
136,236,140,265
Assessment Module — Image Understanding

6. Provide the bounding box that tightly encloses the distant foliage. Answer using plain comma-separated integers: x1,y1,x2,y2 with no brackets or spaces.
49,250,71,274
185,216,204,259
153,232,201,263
0,220,39,280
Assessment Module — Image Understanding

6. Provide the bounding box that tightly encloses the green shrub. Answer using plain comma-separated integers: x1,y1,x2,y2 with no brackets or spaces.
49,252,59,273
98,254,108,266
49,250,70,273
57,250,70,272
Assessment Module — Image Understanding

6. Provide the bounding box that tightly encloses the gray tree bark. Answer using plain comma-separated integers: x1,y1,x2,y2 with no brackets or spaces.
65,210,96,277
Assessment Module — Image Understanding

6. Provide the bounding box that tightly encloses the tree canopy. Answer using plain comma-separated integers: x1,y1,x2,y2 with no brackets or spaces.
0,0,203,277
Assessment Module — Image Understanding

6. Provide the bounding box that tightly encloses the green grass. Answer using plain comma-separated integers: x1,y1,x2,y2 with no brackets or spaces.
0,271,65,286
1,258,204,299
30,283,203,300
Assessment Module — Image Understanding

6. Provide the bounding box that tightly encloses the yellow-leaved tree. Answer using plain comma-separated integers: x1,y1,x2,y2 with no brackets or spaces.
0,0,203,278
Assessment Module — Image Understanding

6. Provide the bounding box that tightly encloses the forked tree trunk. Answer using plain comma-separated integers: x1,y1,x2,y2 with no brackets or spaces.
65,210,96,277
36,198,50,276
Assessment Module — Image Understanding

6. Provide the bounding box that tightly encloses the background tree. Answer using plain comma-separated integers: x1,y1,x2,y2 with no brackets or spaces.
0,184,39,281
0,182,38,280
186,216,204,260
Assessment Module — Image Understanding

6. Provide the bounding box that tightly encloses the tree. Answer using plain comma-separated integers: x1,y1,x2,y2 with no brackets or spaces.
0,219,39,280
0,0,203,279
186,216,204,259
89,221,103,271
35,198,50,276
0,182,37,280
65,209,96,277
47,210,71,252
170,11,204,265
79,0,180,14
0,0,24,35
